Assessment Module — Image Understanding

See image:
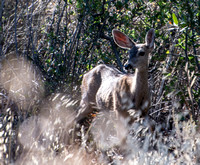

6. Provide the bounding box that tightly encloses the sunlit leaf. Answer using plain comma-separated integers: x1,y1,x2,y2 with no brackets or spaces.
188,55,194,60
166,50,170,54
172,13,178,26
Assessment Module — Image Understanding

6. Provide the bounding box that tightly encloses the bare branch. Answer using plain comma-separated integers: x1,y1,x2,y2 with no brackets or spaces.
0,0,5,57
15,0,18,55
100,32,125,72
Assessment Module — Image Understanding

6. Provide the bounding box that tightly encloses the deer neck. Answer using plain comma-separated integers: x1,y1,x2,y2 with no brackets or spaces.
134,67,148,92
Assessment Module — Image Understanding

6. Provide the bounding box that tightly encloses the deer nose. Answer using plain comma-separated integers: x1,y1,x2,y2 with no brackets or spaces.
125,63,132,70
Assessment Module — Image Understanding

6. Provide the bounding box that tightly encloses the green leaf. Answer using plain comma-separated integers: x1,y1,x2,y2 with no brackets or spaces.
46,59,51,64
172,13,178,26
163,72,171,77
188,55,194,60
166,50,170,54
166,73,171,77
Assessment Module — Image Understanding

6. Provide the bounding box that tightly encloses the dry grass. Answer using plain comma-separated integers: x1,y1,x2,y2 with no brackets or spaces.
0,56,200,165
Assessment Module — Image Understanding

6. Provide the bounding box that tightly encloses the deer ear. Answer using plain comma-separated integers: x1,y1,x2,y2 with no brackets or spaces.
145,28,155,49
112,30,135,49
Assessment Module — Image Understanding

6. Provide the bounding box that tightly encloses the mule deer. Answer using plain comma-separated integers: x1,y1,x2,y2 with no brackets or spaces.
76,28,155,123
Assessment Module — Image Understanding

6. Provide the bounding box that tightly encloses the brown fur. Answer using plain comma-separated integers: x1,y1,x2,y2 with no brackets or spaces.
76,29,155,122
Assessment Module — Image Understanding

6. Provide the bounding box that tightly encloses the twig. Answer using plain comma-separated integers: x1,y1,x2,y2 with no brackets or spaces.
185,28,195,119
15,0,19,55
0,0,5,57
66,12,86,75
156,28,175,103
191,23,200,118
56,0,66,36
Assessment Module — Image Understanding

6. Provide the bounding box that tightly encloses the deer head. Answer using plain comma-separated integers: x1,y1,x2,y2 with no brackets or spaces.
112,29,155,71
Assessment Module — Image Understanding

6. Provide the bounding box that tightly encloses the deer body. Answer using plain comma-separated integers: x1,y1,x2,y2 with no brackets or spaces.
77,29,155,122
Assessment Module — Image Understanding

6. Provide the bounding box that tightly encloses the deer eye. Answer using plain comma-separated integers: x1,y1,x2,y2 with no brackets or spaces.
138,52,145,56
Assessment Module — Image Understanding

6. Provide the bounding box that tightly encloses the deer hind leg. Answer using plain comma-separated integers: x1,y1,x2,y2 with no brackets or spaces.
76,73,98,122
76,94,95,123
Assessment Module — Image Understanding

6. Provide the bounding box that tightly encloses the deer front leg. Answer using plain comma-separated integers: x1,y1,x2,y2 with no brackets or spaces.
113,91,119,119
